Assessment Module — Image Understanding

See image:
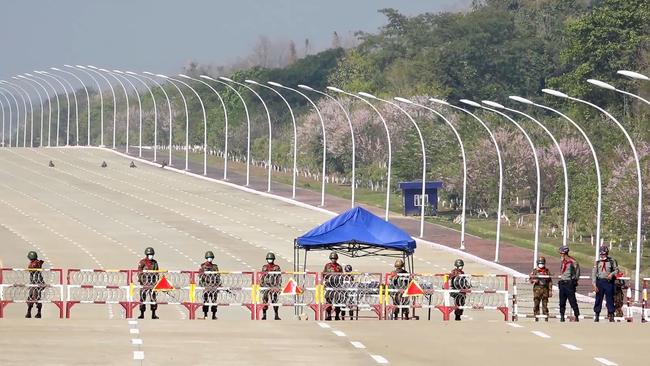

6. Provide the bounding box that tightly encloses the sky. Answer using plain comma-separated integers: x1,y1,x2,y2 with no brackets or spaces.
0,0,471,81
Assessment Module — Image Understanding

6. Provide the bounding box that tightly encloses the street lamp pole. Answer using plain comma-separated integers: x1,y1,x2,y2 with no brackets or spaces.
112,70,143,155
84,65,116,148
125,72,158,159
328,86,392,220
2,80,32,148
21,74,52,148
97,68,129,149
70,65,104,146
484,100,570,249
42,71,77,146
140,72,172,163
35,71,69,146
16,76,45,147
52,67,89,146
246,79,298,199
463,99,543,265
28,73,59,147
0,86,20,148
220,77,271,191
270,81,327,206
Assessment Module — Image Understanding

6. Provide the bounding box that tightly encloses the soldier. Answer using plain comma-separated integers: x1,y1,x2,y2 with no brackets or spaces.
529,257,552,322
260,252,281,320
161,160,168,168
449,259,468,321
558,246,580,322
198,251,221,320
101,161,108,168
341,265,355,320
592,246,618,322
137,247,159,319
26,251,45,319
323,252,343,321
390,259,410,320
48,160,54,168
130,161,137,168
613,270,627,320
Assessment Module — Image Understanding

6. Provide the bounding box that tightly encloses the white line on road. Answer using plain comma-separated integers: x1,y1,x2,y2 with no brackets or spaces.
594,357,617,366
128,320,138,325
133,351,145,360
531,330,550,339
350,341,366,349
318,322,331,328
332,330,346,337
371,355,389,364
560,344,581,351
129,328,140,334
131,339,143,345
507,323,524,328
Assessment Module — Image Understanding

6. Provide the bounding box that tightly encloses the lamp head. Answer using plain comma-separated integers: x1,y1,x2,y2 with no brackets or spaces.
87,65,98,69
244,79,259,85
142,71,154,76
219,76,233,82
99,69,110,73
112,70,124,74
298,84,314,91
267,81,283,87
429,98,449,105
200,75,215,81
50,67,61,71
64,64,73,68
156,74,169,79
24,73,34,77
587,79,616,91
541,89,568,98
482,100,505,109
394,97,413,104
178,74,191,79
509,96,534,105
617,70,650,81
125,71,137,75
358,91,377,99
326,86,344,93
459,99,482,107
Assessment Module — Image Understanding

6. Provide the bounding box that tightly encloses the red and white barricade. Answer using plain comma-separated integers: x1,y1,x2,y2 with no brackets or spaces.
642,278,649,323
254,271,319,320
442,274,509,321
322,272,383,320
128,270,193,319
0,268,64,318
189,271,256,319
65,269,130,318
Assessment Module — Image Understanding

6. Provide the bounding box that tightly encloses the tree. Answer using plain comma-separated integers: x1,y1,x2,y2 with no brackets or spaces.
288,41,298,65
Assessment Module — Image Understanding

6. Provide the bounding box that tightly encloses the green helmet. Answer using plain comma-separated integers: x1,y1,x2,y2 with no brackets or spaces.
144,247,155,256
266,252,275,261
537,256,546,266
329,252,339,260
454,259,464,268
205,251,215,259
27,251,38,260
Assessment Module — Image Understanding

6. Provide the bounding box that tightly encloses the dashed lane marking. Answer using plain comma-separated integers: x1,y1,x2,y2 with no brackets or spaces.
594,358,617,366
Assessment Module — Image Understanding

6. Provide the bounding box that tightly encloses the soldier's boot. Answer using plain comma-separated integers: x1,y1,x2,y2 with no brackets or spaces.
402,309,410,320
138,305,145,319
535,314,539,322
212,311,217,320
151,310,159,320
35,304,42,319
349,310,355,320
262,308,267,320
341,310,346,320
202,305,209,319
455,313,462,321
608,312,614,322
560,314,565,322
594,313,600,322
273,307,280,320
392,309,399,320
334,308,341,321
25,304,33,318
325,308,332,321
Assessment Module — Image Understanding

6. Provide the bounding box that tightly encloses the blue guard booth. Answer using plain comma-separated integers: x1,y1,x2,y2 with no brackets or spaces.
398,181,443,216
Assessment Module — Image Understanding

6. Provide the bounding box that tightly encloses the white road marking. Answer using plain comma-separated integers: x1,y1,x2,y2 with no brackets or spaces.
133,351,145,360
332,330,346,337
129,328,140,334
507,323,523,328
131,339,143,345
560,344,581,351
531,330,550,339
350,341,366,349
128,320,138,325
371,355,389,364
318,322,331,328
594,357,617,366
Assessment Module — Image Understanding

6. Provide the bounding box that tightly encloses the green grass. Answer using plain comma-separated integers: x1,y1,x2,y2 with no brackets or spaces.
174,150,649,276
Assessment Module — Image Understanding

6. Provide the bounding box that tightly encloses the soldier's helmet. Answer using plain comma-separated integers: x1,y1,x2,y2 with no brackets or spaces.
266,252,276,261
454,259,464,268
599,246,609,256
329,252,339,260
27,251,38,260
205,251,215,259
144,247,155,256
558,245,570,255
537,256,546,265
344,265,353,272
394,259,405,268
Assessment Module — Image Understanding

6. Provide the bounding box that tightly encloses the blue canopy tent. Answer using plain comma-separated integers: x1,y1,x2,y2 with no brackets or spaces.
294,207,417,272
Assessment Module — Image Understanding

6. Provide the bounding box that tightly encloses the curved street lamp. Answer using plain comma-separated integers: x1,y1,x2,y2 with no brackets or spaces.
21,74,52,148
84,65,116,148
41,71,77,146
463,99,543,265
124,72,157,158
328,86,392,220
397,97,468,247
181,75,229,178
112,70,143,155
220,77,272,191
485,100,570,249
52,67,89,146
201,75,251,186
16,76,45,147
97,68,129,149
247,79,298,199
0,86,21,147
28,73,59,147
139,72,171,163
35,71,69,146
269,81,327,206
70,65,104,146
2,80,32,147
0,92,9,146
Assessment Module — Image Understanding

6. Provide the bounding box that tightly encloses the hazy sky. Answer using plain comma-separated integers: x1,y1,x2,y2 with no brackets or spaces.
0,0,471,81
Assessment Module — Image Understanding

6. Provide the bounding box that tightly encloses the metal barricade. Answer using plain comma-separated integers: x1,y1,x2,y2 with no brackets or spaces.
642,278,649,323
190,271,256,319
322,272,383,320
0,268,64,318
254,271,318,320
444,274,509,321
65,269,130,318
129,270,193,319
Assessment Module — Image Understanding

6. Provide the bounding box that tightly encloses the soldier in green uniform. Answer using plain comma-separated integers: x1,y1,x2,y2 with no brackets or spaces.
26,251,45,318
529,257,552,322
137,247,159,319
198,251,221,319
390,259,410,320
260,252,281,320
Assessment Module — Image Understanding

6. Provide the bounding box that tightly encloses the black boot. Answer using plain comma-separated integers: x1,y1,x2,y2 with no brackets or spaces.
325,308,332,321
26,304,32,318
138,310,145,319
35,311,41,319
594,313,600,322
455,314,462,321
535,317,539,322
273,307,280,320
403,310,410,320
334,308,341,321
262,309,267,320
151,310,159,319
212,312,217,320
608,313,614,322
560,314,565,322
393,310,399,320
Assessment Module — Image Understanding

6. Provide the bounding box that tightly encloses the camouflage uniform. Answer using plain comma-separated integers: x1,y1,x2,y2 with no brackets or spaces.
323,261,343,320
260,261,281,320
26,257,45,318
137,257,159,318
449,268,467,321
530,267,552,321
614,273,626,318
390,267,410,320
199,260,221,319
341,266,356,320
